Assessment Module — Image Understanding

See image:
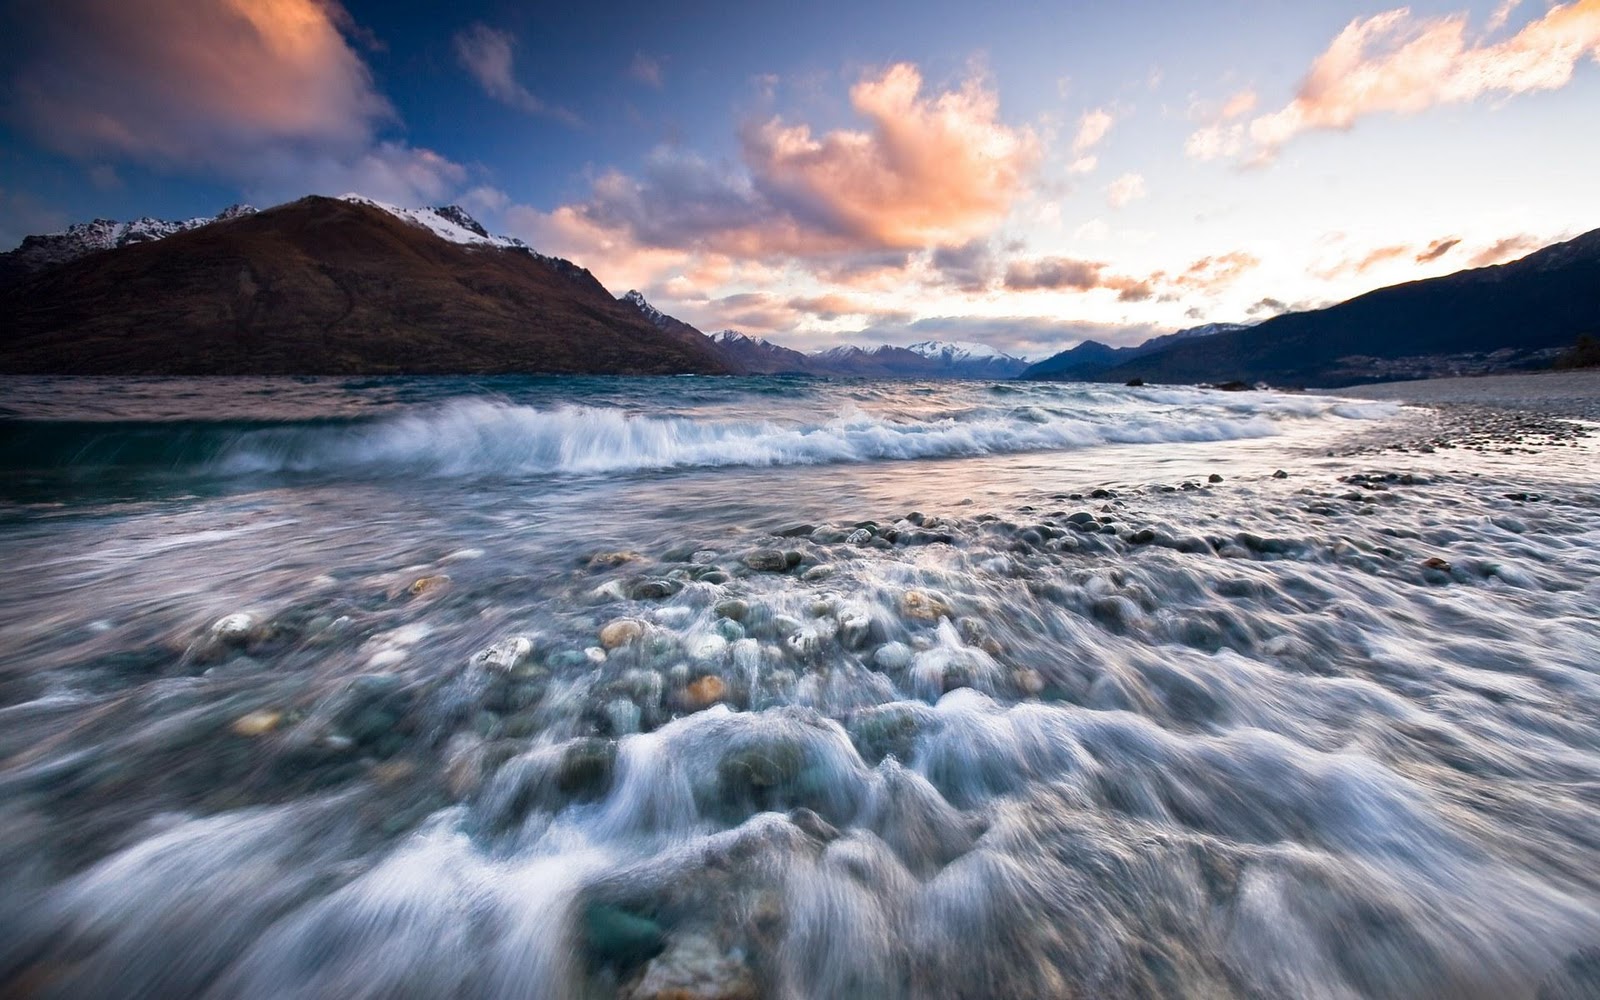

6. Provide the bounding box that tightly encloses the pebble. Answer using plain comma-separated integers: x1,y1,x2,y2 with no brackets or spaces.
801,564,835,581
900,589,953,622
845,528,873,545
742,549,789,572
408,575,449,597
471,636,534,673
713,599,749,622
873,641,914,671
691,634,729,663
684,675,728,709
1208,473,1224,483
604,699,642,736
231,710,282,737
600,618,646,650
211,613,258,644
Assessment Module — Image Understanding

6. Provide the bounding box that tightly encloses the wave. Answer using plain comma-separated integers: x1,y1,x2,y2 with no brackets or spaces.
0,394,1396,481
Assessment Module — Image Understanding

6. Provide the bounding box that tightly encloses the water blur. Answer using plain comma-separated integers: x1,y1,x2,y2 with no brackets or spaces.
1,375,1597,999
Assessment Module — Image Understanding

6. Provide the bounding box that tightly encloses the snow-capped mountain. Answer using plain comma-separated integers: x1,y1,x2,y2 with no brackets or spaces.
621,289,669,328
906,339,1006,362
1,204,257,277
1,194,735,375
2,197,537,285
336,196,531,252
905,339,1029,376
807,341,1028,378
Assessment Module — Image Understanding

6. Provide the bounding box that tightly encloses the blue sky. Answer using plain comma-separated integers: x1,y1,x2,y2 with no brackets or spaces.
2,0,1597,356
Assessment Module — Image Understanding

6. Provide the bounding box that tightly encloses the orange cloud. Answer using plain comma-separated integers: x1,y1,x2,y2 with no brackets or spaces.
1416,237,1462,262
1242,1,1600,161
742,63,1040,249
9,0,464,203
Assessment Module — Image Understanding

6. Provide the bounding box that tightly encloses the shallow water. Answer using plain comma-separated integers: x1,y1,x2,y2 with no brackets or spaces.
1,376,1597,999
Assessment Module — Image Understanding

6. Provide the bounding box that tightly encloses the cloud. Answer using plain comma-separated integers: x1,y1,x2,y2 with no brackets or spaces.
1467,232,1548,266
1313,236,1474,278
518,62,1040,289
1068,108,1114,174
1106,173,1147,209
1002,255,1153,301
1242,1,1600,161
929,239,997,292
1415,237,1462,262
1247,297,1293,317
5,0,468,205
1073,110,1115,150
629,53,664,88
1173,251,1260,291
1487,0,1523,32
453,23,580,125
740,63,1040,249
1003,248,1256,303
1184,88,1257,161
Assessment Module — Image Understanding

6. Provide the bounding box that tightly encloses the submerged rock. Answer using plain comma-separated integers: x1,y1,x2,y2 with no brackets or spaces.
742,549,788,572
684,675,728,709
600,618,647,650
623,931,758,1000
584,904,665,970
900,589,953,622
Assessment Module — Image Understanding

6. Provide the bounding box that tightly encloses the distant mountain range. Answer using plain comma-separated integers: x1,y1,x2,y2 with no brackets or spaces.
1024,233,1600,387
3,194,1594,384
1020,323,1251,381
617,291,1030,378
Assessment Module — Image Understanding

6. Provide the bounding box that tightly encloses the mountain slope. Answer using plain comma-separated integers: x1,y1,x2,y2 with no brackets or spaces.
1022,323,1249,381
1095,231,1600,387
0,196,734,375
708,330,814,374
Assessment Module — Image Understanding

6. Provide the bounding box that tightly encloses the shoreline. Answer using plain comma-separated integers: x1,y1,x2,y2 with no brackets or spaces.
1332,368,1600,421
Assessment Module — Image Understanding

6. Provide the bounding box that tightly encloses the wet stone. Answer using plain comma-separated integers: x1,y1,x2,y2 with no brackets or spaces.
584,904,666,971
742,549,788,572
713,599,749,622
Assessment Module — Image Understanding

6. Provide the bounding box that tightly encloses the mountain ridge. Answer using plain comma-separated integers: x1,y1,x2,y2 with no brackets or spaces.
0,196,735,375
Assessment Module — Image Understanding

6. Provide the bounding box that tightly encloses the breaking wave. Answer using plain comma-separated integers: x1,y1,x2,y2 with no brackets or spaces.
1,394,1397,481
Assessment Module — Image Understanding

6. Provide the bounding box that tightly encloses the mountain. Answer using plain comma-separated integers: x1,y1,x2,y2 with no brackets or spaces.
616,289,744,369
1092,229,1600,387
1021,322,1248,381
0,196,734,375
805,341,1027,378
806,344,936,377
906,340,1029,378
0,204,258,285
707,330,814,374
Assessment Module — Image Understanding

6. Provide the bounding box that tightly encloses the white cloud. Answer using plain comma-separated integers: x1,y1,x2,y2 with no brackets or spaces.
1106,173,1147,209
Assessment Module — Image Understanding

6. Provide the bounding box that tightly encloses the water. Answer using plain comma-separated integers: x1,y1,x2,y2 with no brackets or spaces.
1,375,1597,999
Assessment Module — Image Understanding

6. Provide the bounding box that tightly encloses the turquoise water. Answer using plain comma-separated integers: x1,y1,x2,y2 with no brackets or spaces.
2,376,1598,998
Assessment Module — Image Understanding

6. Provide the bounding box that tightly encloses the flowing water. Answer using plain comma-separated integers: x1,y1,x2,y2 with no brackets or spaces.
1,376,1597,999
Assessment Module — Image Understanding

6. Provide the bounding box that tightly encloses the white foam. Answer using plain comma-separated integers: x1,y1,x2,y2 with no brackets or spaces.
209,394,1388,479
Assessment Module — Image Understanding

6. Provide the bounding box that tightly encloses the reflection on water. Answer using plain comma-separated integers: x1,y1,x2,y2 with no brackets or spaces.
2,376,1598,999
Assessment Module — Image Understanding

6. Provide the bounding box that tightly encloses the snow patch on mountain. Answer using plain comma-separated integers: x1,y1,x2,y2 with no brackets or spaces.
906,340,1019,363
712,329,774,347
338,195,529,252
3,205,257,273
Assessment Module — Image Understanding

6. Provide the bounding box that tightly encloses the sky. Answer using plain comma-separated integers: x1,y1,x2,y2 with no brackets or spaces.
2,0,1598,358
